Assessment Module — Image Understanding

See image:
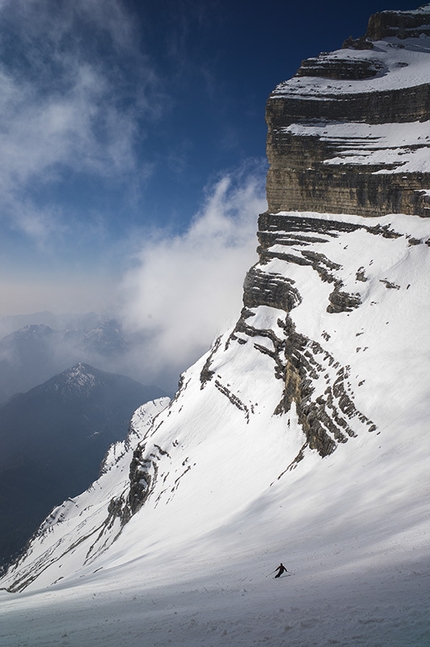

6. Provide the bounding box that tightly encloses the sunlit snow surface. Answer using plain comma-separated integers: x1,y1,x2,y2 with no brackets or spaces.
1,210,429,646
271,37,430,97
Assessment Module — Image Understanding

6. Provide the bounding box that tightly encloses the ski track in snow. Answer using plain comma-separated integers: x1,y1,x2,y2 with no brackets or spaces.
1,554,430,646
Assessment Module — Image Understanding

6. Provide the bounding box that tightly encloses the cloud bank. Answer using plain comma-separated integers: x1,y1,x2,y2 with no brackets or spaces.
119,162,267,391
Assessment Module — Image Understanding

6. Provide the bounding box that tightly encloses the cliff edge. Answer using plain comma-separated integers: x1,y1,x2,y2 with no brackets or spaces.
266,3,430,217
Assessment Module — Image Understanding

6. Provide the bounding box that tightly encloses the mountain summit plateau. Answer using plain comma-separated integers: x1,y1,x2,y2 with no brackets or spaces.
267,3,430,217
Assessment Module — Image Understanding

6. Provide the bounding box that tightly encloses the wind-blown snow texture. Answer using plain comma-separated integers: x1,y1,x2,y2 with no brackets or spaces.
1,6,430,647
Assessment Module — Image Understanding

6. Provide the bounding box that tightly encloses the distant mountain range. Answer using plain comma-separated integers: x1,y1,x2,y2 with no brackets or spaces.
0,311,102,338
0,318,130,405
0,363,167,568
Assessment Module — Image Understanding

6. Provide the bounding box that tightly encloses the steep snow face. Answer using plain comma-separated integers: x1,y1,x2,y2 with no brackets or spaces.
2,211,429,601
1,210,429,647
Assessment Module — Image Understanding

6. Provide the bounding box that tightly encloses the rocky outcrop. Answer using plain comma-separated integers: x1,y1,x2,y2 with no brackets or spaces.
266,4,430,218
233,213,383,459
296,56,384,80
366,4,430,40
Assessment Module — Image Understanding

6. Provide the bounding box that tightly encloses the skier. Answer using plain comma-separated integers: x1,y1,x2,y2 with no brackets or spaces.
274,563,288,578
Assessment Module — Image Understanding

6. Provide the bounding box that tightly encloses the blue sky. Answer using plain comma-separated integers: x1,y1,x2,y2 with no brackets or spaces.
0,0,421,322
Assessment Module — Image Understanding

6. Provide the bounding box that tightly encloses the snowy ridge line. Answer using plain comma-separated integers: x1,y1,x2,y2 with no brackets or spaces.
270,38,430,98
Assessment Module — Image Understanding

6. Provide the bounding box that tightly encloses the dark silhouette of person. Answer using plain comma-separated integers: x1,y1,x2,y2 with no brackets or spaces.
274,563,287,578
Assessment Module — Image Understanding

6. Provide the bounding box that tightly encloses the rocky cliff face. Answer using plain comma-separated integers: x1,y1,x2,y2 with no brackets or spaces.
367,4,430,39
266,4,430,218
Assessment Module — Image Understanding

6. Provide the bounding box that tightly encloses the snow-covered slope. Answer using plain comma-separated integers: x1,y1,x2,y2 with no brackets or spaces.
272,33,430,98
0,398,170,591
1,210,429,646
1,5,430,646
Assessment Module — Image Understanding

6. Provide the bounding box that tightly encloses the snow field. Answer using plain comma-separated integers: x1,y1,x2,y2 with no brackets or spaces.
1,210,429,645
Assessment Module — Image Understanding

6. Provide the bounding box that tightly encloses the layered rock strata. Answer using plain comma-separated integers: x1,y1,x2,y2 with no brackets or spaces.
266,4,430,217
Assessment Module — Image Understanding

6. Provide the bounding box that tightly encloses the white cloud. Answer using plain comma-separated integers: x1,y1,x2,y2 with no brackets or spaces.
0,0,160,244
119,162,267,390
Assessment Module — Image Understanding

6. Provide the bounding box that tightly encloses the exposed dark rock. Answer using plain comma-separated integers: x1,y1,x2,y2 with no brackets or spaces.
229,309,286,382
243,266,301,312
342,36,374,50
107,443,161,526
238,210,381,461
296,56,384,80
380,279,401,290
266,157,430,218
327,289,361,313
199,336,222,388
366,6,430,40
258,212,363,236
214,380,250,422
273,317,359,458
356,267,367,282
266,84,430,128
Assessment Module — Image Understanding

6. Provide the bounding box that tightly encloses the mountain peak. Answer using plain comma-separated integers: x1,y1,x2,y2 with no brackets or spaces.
0,363,167,568
10,323,53,338
37,362,101,398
